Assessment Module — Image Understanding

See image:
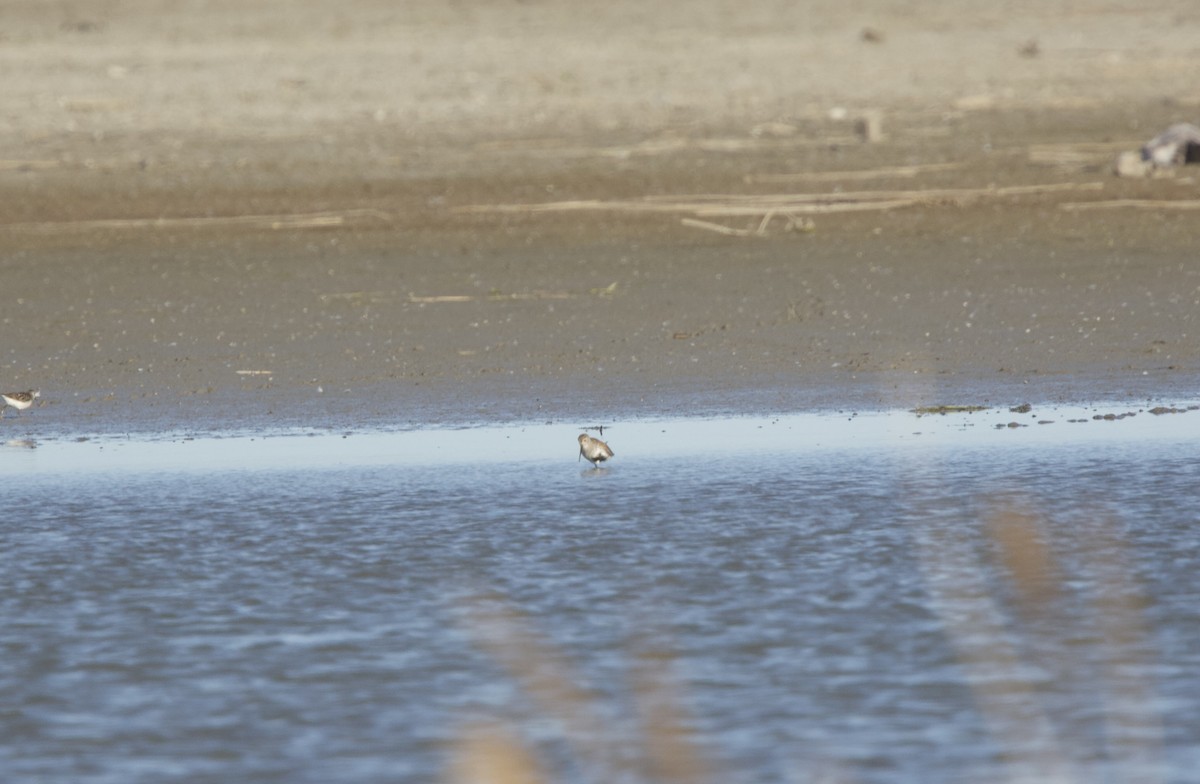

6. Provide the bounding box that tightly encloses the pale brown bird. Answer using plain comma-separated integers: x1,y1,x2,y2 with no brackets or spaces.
1,390,39,418
577,433,614,467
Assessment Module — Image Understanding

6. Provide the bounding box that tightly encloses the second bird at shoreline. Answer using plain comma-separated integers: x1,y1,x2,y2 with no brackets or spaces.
1,390,40,419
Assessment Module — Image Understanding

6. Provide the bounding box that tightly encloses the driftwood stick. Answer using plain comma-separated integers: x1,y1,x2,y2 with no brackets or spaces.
0,209,393,233
694,199,921,216
456,182,1105,217
755,211,776,235
1060,199,1200,211
748,162,963,183
680,218,754,236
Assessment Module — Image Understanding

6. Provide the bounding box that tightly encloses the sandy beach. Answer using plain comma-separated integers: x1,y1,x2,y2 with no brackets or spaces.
2,0,1199,435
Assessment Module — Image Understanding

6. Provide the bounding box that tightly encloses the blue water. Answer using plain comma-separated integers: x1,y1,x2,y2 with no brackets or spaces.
2,409,1199,783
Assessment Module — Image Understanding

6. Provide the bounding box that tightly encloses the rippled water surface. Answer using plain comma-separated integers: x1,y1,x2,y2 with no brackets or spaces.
2,407,1200,783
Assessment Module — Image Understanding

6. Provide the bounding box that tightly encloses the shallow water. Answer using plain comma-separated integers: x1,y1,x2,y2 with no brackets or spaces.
2,406,1200,783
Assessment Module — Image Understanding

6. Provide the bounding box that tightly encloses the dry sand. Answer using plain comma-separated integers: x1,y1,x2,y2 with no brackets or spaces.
3,0,1200,435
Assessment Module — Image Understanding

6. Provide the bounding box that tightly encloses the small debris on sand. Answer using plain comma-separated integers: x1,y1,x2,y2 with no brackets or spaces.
1115,122,1200,177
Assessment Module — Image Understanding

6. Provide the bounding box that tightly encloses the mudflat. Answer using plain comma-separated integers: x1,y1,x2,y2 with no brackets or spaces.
3,1,1199,435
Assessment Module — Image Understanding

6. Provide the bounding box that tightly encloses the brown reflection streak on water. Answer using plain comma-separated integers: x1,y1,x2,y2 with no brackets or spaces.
916,495,1164,780
458,597,711,784
985,503,1063,614
448,723,549,784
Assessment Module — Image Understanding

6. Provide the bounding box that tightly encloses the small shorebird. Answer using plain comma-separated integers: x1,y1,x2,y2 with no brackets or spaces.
1,390,40,418
578,433,614,467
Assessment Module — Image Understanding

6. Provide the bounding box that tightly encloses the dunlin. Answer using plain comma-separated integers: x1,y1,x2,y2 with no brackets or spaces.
1,390,39,418
578,433,614,467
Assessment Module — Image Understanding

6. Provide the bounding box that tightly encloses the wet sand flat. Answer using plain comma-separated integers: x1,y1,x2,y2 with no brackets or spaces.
2,1,1199,434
